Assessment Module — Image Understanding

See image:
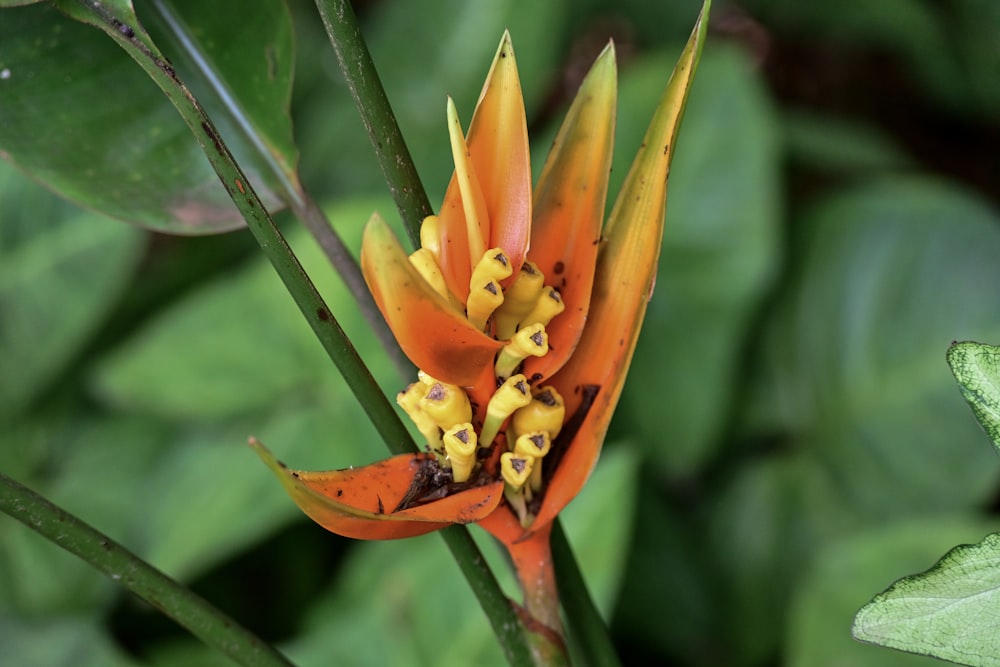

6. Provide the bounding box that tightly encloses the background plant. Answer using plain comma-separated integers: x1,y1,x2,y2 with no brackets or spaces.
2,0,999,666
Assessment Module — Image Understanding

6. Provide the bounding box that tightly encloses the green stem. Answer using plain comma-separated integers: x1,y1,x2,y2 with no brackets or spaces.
143,0,413,380
552,519,622,667
440,526,537,667
312,0,431,248
0,473,294,667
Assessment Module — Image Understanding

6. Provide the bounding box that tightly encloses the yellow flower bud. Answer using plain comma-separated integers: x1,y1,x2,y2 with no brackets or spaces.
519,286,565,329
493,260,544,339
466,280,504,332
513,432,551,459
510,386,565,441
500,452,534,491
419,214,442,256
397,382,443,457
419,381,473,431
479,374,533,447
466,248,512,331
443,423,478,483
494,323,549,380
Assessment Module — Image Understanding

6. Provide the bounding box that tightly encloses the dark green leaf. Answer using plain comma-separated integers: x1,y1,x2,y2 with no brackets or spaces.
0,0,295,233
783,110,914,173
846,525,1000,667
749,176,1000,517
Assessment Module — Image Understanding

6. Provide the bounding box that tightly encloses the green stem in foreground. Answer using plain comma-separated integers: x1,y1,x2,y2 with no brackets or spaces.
552,519,623,667
0,473,294,667
312,0,431,248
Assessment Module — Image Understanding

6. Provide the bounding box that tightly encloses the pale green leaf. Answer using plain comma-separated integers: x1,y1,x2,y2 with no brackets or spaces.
786,517,1000,667
853,531,1000,667
948,341,1000,450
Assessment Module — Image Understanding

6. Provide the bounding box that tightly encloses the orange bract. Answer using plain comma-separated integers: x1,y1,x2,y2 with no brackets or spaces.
258,6,708,562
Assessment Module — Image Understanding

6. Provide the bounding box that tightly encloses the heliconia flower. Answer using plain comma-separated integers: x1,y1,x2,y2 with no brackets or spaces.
255,3,709,648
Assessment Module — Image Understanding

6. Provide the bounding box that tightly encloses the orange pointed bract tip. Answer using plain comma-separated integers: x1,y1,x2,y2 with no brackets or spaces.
435,31,531,297
522,43,617,382
253,440,504,540
361,213,503,386
534,5,711,530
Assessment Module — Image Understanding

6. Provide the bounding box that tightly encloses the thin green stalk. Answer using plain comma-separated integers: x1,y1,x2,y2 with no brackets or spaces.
552,520,623,667
312,0,431,247
143,0,413,379
0,473,294,667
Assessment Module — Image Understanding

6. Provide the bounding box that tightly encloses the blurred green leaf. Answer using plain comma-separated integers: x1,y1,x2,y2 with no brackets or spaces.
953,0,1000,117
783,110,914,173
0,615,138,667
0,414,167,615
0,0,294,233
708,454,859,665
948,341,1000,450
285,446,637,667
618,44,781,475
92,198,396,420
134,402,378,579
559,444,639,619
296,0,568,203
786,518,1000,667
0,163,144,419
611,479,719,664
749,176,1000,517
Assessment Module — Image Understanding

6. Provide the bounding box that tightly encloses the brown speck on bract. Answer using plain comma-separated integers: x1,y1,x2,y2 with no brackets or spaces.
553,261,565,275
336,489,343,497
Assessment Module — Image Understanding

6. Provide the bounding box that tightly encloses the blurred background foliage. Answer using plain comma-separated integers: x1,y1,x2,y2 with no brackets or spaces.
1,0,999,665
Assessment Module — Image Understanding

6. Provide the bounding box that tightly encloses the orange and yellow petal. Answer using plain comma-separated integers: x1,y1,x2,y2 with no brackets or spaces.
522,44,618,381
534,5,711,531
435,31,531,298
360,213,503,387
253,440,504,540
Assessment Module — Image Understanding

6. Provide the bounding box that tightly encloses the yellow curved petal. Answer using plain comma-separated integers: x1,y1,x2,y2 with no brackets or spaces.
361,213,503,387
535,3,711,530
523,43,618,383
253,440,504,541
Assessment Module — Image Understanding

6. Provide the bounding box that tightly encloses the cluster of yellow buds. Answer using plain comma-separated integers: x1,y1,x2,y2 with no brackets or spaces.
397,207,568,524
